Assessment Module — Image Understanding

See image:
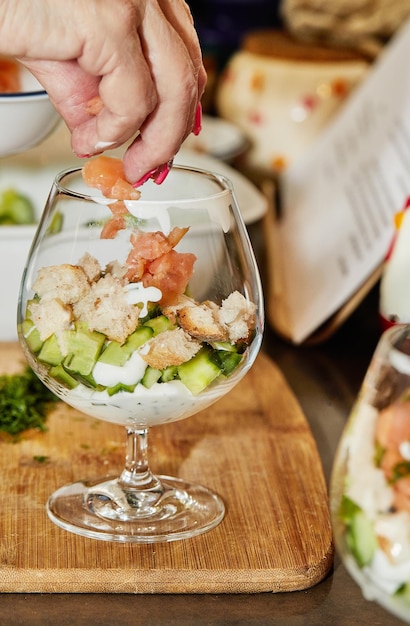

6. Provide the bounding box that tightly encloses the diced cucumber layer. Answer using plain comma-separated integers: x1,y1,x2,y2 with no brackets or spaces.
126,326,154,349
21,319,43,353
141,366,162,388
107,382,136,396
161,365,178,382
49,364,79,389
346,510,377,567
98,326,154,367
63,327,105,376
178,347,222,395
38,334,63,366
213,350,242,376
98,340,130,367
144,315,175,335
396,581,410,600
24,310,245,395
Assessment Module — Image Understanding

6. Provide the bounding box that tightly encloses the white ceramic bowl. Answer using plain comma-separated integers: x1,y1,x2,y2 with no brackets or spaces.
0,65,61,157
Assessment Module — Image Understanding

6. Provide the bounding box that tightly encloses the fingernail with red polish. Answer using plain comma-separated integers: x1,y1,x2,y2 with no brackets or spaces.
76,153,92,159
153,160,173,185
132,168,157,188
193,102,202,136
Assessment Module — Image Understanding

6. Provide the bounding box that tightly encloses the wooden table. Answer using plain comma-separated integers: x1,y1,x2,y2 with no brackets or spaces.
0,222,406,625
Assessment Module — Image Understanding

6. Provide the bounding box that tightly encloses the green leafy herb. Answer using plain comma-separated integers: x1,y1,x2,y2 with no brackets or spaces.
33,455,49,463
0,368,59,439
390,461,410,484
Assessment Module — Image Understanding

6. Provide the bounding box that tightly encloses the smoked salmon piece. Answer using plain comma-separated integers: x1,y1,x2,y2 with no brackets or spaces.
82,156,140,201
0,57,20,93
126,228,196,304
82,156,197,304
376,400,410,512
142,249,196,306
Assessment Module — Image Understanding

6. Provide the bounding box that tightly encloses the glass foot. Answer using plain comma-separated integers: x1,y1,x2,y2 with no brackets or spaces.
46,475,225,543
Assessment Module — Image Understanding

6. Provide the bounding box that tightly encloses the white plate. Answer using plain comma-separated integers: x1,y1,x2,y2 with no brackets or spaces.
182,115,248,162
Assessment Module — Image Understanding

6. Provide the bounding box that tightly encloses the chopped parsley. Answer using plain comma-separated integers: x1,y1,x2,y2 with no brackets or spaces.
390,460,410,484
33,455,49,463
0,367,59,439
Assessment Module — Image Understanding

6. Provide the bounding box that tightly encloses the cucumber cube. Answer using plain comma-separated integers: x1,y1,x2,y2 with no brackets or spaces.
98,326,153,367
346,510,377,567
126,325,154,349
161,365,178,382
38,334,63,366
141,366,162,389
21,319,43,353
144,315,174,336
63,327,105,376
98,340,130,367
49,364,79,389
213,350,242,376
178,348,221,395
107,382,136,396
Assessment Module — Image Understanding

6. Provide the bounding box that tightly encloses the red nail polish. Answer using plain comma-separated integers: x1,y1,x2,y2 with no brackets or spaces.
153,162,171,185
193,102,202,136
76,153,92,159
132,168,157,188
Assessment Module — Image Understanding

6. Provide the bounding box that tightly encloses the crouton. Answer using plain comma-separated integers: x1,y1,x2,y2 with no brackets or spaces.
29,298,73,342
32,264,90,305
139,328,201,370
78,252,102,283
105,259,128,281
73,274,139,343
162,295,197,324
218,291,256,343
177,302,227,342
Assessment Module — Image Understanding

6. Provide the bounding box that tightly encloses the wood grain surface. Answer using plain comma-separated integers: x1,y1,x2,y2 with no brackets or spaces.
0,342,333,594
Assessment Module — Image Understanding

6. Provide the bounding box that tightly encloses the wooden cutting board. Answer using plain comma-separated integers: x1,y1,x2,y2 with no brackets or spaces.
0,342,333,594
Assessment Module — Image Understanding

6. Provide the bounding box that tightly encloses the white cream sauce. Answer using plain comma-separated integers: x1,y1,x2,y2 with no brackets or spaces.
124,282,162,317
65,377,233,428
92,351,147,387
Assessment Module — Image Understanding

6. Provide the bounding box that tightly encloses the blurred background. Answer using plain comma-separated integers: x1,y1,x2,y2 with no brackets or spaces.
188,0,410,181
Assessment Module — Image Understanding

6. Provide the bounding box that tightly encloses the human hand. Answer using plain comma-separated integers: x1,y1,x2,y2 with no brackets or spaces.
0,0,206,184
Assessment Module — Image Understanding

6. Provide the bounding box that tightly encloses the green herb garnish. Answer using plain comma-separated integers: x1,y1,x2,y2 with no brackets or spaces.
33,455,49,463
390,461,410,484
0,368,59,439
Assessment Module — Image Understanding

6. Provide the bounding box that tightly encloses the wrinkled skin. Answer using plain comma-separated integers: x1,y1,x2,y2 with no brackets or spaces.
0,0,206,183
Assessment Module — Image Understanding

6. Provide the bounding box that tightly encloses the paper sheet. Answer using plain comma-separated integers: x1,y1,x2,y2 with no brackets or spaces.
280,19,410,343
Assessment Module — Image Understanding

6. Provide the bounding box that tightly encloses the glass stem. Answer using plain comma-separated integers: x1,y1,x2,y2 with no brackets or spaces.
119,428,162,493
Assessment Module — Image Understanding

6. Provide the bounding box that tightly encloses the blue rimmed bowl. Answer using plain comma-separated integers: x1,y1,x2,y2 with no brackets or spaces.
0,65,61,157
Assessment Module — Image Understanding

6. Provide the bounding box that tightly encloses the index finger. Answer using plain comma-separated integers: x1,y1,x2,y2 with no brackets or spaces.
122,2,206,182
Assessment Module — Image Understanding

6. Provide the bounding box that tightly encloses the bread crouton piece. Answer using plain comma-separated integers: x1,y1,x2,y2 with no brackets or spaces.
177,302,228,342
32,264,90,305
105,259,128,281
162,295,197,324
218,291,257,343
72,274,139,343
29,298,73,342
78,253,102,283
139,328,201,370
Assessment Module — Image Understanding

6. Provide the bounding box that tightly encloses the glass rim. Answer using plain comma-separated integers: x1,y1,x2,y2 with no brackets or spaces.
53,164,235,207
382,324,410,375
